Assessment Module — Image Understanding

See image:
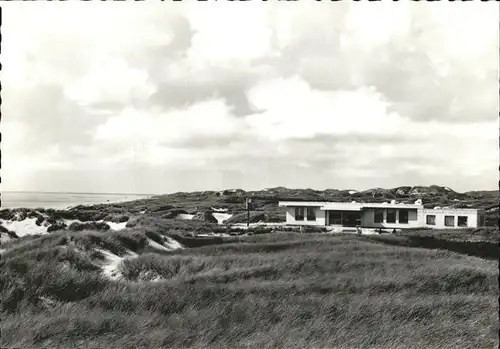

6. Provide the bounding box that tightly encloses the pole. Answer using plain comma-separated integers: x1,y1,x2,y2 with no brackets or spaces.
246,198,252,228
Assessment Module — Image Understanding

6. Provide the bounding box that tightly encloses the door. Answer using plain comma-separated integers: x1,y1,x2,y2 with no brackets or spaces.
342,211,361,227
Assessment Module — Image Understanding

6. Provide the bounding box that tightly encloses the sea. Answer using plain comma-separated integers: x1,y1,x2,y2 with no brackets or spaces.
0,191,153,210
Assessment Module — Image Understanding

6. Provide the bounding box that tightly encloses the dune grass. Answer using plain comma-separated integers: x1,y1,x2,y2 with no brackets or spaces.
1,231,498,349
398,227,500,242
362,228,499,260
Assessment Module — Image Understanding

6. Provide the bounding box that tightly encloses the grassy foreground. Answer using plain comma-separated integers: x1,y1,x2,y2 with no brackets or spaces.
1,230,498,349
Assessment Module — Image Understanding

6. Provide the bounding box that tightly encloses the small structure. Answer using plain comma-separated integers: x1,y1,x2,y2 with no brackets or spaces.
278,200,485,230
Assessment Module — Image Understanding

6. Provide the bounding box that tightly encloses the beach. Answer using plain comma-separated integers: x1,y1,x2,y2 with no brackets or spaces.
0,191,152,210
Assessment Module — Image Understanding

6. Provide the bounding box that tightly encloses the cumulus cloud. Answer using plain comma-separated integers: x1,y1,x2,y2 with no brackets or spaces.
245,76,412,141
66,57,157,109
94,99,241,147
1,1,498,193
186,2,276,64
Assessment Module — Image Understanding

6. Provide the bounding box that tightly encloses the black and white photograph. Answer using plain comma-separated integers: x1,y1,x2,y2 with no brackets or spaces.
0,1,498,348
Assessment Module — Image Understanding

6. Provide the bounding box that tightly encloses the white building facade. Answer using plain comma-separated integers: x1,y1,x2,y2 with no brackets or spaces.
279,200,485,229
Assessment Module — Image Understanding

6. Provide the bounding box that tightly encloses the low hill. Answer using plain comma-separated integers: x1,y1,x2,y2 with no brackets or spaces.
1,184,498,348
1,228,497,348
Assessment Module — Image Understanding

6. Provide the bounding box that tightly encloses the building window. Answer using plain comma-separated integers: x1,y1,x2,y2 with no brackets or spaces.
386,209,396,223
295,207,305,221
479,215,485,227
457,216,468,227
374,209,384,223
445,216,455,227
399,210,409,224
306,207,316,221
426,215,436,225
330,211,342,225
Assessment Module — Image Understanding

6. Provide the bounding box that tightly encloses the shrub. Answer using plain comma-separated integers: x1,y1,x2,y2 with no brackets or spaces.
68,222,110,232
47,222,67,232
103,215,129,223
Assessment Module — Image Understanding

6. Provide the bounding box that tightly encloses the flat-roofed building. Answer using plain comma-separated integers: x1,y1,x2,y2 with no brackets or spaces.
278,200,485,229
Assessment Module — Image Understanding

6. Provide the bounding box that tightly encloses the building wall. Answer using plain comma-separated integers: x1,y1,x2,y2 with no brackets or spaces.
422,209,479,229
285,206,325,226
284,205,481,229
361,208,421,229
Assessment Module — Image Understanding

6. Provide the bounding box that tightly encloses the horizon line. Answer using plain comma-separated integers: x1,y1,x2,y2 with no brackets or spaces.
1,187,498,197
1,190,157,196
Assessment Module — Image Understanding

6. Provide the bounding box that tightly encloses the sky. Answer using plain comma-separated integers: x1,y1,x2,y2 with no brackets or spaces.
1,1,498,194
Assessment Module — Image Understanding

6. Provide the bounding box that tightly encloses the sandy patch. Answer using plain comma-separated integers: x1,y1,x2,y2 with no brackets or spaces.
177,213,194,220
147,238,174,252
95,248,137,280
147,237,183,251
211,207,229,213
64,219,126,231
1,218,48,237
197,233,231,238
164,236,184,250
63,219,82,226
106,221,128,231
212,213,233,224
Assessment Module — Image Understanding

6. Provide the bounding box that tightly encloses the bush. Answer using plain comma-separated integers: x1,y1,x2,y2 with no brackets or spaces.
0,209,15,220
224,211,282,224
109,231,147,254
35,216,45,226
69,222,110,232
0,225,18,238
47,222,67,232
147,205,174,213
160,209,188,219
103,214,129,223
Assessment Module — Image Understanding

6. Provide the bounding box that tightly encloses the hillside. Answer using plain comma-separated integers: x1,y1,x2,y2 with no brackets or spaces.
1,228,497,349
1,185,498,348
142,185,498,217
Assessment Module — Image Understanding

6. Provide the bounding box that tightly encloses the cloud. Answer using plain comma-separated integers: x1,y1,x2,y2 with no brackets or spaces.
264,1,498,123
66,57,157,109
1,1,498,193
186,2,276,64
245,76,413,141
1,120,72,189
94,99,241,146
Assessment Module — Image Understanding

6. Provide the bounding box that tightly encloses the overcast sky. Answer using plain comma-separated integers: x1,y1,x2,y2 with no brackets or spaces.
2,1,498,194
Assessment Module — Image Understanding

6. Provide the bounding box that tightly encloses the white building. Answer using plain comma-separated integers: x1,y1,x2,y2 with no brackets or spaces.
278,200,485,229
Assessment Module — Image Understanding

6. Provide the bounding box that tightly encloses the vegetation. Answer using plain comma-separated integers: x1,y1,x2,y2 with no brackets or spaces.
1,185,498,348
1,227,498,349
397,227,499,243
